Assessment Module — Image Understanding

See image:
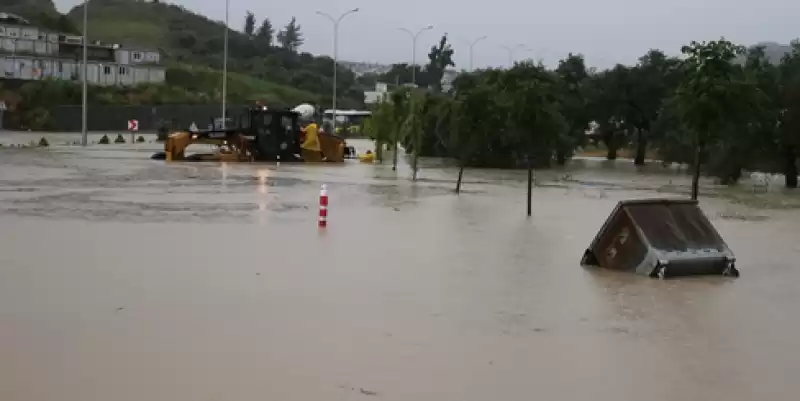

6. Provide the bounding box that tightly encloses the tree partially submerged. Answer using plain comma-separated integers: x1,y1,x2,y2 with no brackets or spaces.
440,75,498,193
363,99,393,162
777,41,800,188
668,39,756,199
389,89,410,171
376,36,800,196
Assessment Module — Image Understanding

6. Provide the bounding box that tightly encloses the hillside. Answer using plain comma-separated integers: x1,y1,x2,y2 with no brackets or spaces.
63,0,363,108
0,0,58,18
0,0,79,33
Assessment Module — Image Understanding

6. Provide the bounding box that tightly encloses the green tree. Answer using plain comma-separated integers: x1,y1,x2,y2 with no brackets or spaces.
587,65,631,160
403,92,425,180
554,53,590,165
671,38,750,199
256,17,274,46
379,63,427,87
363,99,393,162
708,46,778,184
277,17,304,52
445,77,500,192
356,73,379,89
425,34,455,92
389,88,410,171
777,41,800,188
244,11,255,36
501,61,567,214
628,50,683,165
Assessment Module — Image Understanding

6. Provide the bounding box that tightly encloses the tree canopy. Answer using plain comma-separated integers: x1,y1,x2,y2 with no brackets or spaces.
276,17,304,53
365,37,800,191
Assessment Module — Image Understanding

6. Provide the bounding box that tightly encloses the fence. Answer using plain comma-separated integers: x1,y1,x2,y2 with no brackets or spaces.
0,104,250,131
46,104,249,132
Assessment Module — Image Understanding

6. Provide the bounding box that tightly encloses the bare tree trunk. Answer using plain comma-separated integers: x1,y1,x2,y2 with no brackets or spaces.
392,140,398,171
455,164,464,194
784,144,798,189
412,154,418,180
412,150,419,181
376,139,383,162
691,141,704,200
555,149,567,165
634,129,647,166
526,159,533,217
411,113,419,181
606,146,618,160
603,132,618,160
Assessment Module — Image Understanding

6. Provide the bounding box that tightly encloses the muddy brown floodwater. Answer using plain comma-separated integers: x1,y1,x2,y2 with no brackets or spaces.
2,132,800,401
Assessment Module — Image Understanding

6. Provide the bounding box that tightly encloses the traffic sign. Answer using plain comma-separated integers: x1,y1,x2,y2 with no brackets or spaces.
127,119,139,131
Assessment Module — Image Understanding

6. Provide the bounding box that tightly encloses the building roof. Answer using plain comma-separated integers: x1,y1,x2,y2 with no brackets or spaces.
0,12,30,25
0,13,160,55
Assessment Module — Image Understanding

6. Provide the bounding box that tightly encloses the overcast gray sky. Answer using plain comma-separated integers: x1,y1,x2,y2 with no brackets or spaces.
55,0,800,69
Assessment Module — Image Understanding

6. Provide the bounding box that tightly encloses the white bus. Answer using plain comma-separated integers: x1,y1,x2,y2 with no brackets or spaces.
322,109,372,126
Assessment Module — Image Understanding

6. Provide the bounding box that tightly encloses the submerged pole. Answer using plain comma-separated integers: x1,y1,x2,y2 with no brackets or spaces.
81,0,88,146
318,184,328,228
526,156,532,217
691,141,703,200
221,0,229,125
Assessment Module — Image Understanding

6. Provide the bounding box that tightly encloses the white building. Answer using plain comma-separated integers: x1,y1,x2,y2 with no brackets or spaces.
0,13,165,86
364,82,389,104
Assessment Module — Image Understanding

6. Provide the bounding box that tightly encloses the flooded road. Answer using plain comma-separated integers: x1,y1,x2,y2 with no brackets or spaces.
2,132,800,401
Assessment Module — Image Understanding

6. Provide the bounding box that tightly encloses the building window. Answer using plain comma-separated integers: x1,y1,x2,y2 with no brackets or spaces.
58,61,63,73
119,66,128,75
132,52,142,61
103,66,111,75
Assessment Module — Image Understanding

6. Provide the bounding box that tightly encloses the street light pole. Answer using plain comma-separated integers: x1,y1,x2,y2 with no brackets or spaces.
81,0,88,146
468,35,487,71
398,25,433,86
221,0,229,127
316,8,360,135
500,43,526,67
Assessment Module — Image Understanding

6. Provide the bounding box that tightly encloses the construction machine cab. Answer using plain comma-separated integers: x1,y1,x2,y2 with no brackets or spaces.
245,107,303,161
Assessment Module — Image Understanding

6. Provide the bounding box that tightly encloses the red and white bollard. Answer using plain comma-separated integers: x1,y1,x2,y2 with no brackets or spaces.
318,184,328,228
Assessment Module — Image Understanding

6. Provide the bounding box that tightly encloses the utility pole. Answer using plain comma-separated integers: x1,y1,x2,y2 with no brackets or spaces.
221,0,229,127
468,35,487,71
316,8,360,134
398,25,433,86
81,0,88,146
501,43,527,67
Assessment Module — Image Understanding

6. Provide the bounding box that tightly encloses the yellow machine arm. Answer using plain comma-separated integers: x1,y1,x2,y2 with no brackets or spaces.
320,133,346,162
164,131,191,161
